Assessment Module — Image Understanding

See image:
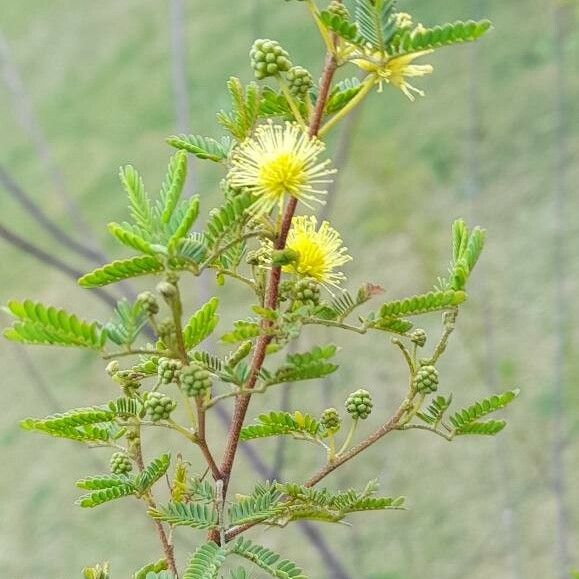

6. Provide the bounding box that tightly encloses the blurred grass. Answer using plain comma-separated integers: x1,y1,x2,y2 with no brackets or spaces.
0,0,578,577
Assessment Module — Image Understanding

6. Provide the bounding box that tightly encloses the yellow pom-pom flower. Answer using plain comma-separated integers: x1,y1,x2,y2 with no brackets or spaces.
227,121,336,217
282,215,352,288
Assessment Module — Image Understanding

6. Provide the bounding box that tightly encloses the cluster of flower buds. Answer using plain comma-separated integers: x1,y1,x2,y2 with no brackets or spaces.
180,364,212,398
145,392,177,422
345,389,373,420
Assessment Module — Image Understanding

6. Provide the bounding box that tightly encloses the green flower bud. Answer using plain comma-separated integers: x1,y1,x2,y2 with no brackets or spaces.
293,278,321,307
180,364,212,398
250,39,292,80
157,357,183,385
327,0,350,20
145,391,177,422
345,389,373,420
271,248,300,267
105,361,120,377
413,365,439,393
110,451,132,475
157,318,177,346
137,291,159,316
321,407,341,431
410,328,427,347
228,340,253,368
156,281,178,301
286,66,313,97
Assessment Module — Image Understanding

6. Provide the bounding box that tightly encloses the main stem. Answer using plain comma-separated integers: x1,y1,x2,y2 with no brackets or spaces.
217,52,338,506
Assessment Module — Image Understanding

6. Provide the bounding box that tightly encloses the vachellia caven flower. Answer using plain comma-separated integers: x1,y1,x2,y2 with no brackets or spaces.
353,49,434,101
227,121,336,217
282,215,352,288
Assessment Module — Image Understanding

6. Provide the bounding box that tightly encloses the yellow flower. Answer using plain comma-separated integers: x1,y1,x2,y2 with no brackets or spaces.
283,215,351,288
227,121,336,217
353,49,434,101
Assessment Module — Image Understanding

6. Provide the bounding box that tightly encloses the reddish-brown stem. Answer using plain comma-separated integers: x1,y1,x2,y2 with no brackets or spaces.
196,400,222,480
134,435,179,577
216,53,339,513
224,402,408,542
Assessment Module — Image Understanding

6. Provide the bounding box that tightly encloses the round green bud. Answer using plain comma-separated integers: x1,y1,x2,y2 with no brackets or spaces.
271,248,299,267
321,407,341,431
294,278,321,307
157,357,183,385
286,66,313,97
157,318,177,345
145,391,177,422
156,281,178,301
410,329,427,348
137,291,159,315
110,451,132,475
327,0,350,20
345,389,373,420
105,360,120,377
250,39,292,80
413,365,439,393
180,364,212,398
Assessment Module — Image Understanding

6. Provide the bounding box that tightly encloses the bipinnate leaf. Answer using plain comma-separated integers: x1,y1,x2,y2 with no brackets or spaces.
182,541,227,579
4,300,106,349
183,297,219,349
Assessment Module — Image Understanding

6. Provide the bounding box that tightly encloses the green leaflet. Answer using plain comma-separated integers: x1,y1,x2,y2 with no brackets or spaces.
190,351,224,375
264,345,339,386
148,502,219,530
217,77,261,141
355,0,397,51
417,395,453,426
319,11,360,44
4,300,106,349
228,482,283,526
132,559,170,579
105,299,147,347
388,19,492,57
183,297,219,349
135,453,171,494
82,563,110,579
240,411,322,442
76,475,137,508
221,320,260,344
79,256,165,288
204,192,255,250
454,420,507,436
230,538,307,579
259,87,293,118
442,219,486,291
21,406,116,444
449,389,519,429
167,196,200,253
142,571,175,579
107,222,155,255
167,134,230,162
120,164,154,230
379,290,466,318
182,542,227,579
228,492,283,526
159,151,188,224
325,78,363,115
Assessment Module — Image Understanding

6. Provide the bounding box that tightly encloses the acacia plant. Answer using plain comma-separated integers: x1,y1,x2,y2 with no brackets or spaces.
3,2,518,578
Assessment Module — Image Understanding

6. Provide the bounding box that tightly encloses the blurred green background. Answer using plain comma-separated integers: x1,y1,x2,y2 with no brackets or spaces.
1,1,578,577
